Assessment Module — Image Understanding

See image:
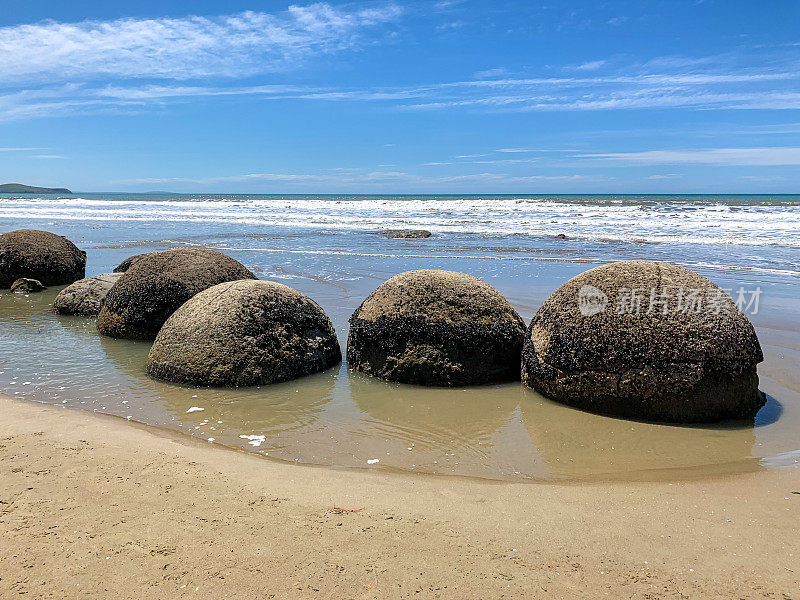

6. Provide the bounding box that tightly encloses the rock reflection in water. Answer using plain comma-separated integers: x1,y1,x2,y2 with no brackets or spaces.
347,372,549,479
0,285,794,482
520,388,760,480
96,332,337,447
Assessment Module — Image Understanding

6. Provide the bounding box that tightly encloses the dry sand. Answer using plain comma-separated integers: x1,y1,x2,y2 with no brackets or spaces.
1,394,798,599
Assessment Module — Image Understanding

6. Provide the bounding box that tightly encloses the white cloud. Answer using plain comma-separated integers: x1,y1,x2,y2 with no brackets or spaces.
127,171,587,186
2,43,799,122
495,148,578,153
3,79,800,124
433,0,467,10
472,67,510,79
436,20,466,31
572,60,606,71
402,89,800,112
0,4,402,83
579,147,800,166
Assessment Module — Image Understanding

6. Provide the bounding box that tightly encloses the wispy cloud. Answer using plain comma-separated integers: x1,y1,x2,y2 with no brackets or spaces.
127,171,588,186
1,22,799,123
0,147,49,151
579,147,800,166
472,67,510,79
3,76,800,123
0,4,402,83
496,148,577,153
571,60,606,71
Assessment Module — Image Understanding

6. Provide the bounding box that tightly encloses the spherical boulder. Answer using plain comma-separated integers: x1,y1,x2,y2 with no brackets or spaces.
113,252,152,273
0,229,86,287
347,270,525,386
10,278,44,293
97,247,256,340
146,280,342,387
53,273,123,316
522,260,765,423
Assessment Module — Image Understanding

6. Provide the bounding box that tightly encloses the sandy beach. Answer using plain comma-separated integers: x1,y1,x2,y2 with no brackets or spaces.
2,393,798,599
3,0,800,596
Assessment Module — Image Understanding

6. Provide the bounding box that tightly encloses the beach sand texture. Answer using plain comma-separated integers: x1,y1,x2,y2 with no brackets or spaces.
1,394,798,599
1,195,799,597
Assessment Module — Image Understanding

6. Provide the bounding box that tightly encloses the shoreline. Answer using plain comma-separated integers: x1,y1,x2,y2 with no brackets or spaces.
10,395,777,486
2,393,798,599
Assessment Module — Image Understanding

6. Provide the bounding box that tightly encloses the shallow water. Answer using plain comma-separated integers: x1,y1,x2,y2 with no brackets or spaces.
1,194,799,481
0,271,797,482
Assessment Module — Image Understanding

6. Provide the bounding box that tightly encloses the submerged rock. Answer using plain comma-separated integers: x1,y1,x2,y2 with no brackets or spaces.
113,252,153,273
10,278,44,293
0,229,85,287
147,279,341,387
521,260,765,423
53,273,123,316
97,247,256,340
347,270,525,386
379,229,432,239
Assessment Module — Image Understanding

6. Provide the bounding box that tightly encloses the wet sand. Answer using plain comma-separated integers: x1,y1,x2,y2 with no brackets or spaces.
2,393,798,599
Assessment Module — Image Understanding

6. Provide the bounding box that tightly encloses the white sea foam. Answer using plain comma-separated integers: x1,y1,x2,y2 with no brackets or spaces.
1,194,800,247
239,434,267,447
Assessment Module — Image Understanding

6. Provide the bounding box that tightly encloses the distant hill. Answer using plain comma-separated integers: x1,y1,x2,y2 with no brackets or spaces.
0,183,73,194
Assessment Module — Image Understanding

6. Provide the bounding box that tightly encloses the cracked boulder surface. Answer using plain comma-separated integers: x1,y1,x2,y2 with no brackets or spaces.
0,229,86,287
53,273,123,317
97,247,257,340
147,279,341,387
522,260,765,423
347,270,526,386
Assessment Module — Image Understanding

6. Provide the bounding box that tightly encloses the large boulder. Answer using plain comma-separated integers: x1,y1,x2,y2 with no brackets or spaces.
97,247,256,340
147,280,341,387
113,252,153,273
522,260,765,423
0,229,86,287
347,270,525,386
53,273,123,317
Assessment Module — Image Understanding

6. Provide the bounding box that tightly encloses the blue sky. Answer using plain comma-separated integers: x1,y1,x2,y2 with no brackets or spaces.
1,0,799,193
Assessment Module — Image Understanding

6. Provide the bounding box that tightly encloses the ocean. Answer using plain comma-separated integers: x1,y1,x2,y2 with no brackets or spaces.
1,193,798,481
1,193,799,278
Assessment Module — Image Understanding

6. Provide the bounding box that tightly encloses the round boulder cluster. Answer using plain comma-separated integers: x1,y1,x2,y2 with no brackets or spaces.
347,270,525,386
146,280,342,387
0,229,86,287
54,273,123,317
97,247,256,340
522,260,765,423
